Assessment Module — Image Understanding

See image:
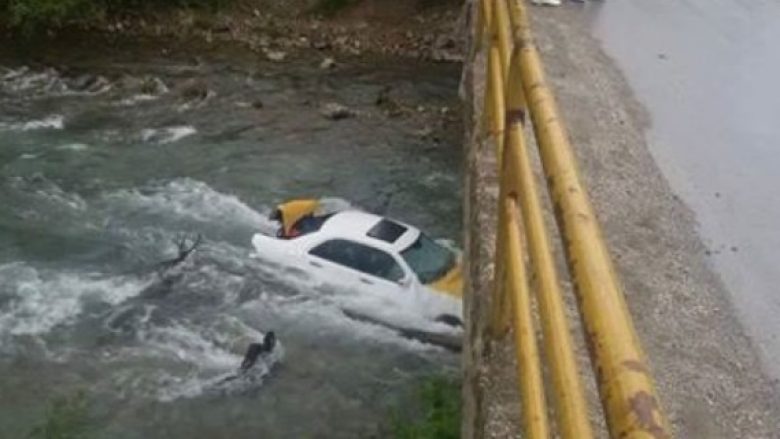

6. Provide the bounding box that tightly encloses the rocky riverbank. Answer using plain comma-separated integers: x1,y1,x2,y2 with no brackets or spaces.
2,0,466,155
2,0,465,62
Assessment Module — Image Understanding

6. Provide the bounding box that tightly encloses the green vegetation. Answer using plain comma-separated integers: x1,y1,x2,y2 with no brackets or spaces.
0,0,228,29
27,391,93,439
312,0,357,16
392,375,461,439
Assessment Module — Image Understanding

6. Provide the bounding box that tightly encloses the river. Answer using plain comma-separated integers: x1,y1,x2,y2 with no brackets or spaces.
590,0,780,381
0,38,462,437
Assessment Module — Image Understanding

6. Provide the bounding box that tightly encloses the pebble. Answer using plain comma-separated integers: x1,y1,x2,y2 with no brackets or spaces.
265,50,287,62
321,102,355,120
320,57,336,70
313,40,331,50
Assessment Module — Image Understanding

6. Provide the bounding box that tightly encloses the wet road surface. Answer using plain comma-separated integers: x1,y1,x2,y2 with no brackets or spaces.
590,0,780,380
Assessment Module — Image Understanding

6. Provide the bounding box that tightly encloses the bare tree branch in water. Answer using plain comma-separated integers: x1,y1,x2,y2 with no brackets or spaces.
155,233,202,275
135,234,203,299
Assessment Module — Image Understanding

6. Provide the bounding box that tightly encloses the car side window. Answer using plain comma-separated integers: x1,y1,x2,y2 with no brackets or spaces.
309,239,405,282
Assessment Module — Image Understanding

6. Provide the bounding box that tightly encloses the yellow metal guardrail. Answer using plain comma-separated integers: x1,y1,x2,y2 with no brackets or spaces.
480,1,672,438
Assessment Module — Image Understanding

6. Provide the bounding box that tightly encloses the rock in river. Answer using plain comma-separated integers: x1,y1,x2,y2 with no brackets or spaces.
320,102,355,120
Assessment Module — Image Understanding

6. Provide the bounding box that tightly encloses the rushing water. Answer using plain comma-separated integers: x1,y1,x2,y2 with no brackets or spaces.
0,40,462,437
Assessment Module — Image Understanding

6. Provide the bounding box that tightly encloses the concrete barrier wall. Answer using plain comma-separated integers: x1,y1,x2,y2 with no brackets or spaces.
460,1,519,437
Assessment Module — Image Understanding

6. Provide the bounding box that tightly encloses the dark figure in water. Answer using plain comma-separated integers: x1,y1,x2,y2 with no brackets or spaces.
240,331,277,372
214,331,278,388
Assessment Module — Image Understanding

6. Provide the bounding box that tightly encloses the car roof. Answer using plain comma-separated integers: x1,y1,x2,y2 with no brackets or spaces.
319,210,420,252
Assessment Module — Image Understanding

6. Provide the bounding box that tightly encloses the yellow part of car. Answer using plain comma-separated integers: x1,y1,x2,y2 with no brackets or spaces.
427,262,463,298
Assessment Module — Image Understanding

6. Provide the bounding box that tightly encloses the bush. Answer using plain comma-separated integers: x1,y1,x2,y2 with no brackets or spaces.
313,0,356,16
392,376,461,439
3,0,95,27
0,0,229,29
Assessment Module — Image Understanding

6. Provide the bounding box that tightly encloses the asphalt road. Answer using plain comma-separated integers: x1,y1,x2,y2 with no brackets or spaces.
590,0,780,383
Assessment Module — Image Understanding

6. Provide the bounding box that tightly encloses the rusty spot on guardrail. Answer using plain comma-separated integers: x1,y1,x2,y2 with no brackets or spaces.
506,109,526,125
623,360,648,374
627,391,668,439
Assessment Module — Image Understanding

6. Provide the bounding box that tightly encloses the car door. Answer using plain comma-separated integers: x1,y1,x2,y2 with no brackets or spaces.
306,239,410,306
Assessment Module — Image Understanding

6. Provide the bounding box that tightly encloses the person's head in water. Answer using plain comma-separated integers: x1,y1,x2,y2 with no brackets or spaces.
262,331,276,353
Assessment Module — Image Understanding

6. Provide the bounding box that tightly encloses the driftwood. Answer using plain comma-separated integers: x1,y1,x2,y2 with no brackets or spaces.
341,309,462,352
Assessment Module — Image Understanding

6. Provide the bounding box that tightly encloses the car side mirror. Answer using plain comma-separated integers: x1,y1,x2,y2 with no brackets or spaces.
398,276,413,288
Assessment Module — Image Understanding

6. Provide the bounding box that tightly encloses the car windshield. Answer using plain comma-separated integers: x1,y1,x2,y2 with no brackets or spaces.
400,234,455,284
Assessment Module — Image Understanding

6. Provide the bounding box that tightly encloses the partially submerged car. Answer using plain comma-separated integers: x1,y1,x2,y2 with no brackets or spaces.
252,199,463,325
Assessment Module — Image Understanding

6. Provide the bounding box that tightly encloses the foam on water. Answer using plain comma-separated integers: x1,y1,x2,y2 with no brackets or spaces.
104,179,353,234
241,285,454,354
140,126,197,144
116,94,159,106
0,263,153,336
141,321,241,369
103,178,277,233
154,354,279,402
129,317,283,401
0,67,61,93
0,67,112,96
0,115,65,131
8,175,89,213
56,143,90,152
25,115,65,130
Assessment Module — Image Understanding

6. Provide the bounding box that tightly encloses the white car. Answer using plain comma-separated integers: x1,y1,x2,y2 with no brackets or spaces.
251,203,463,327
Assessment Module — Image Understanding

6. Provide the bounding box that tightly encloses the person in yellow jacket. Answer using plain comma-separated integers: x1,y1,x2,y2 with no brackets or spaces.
270,199,322,239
